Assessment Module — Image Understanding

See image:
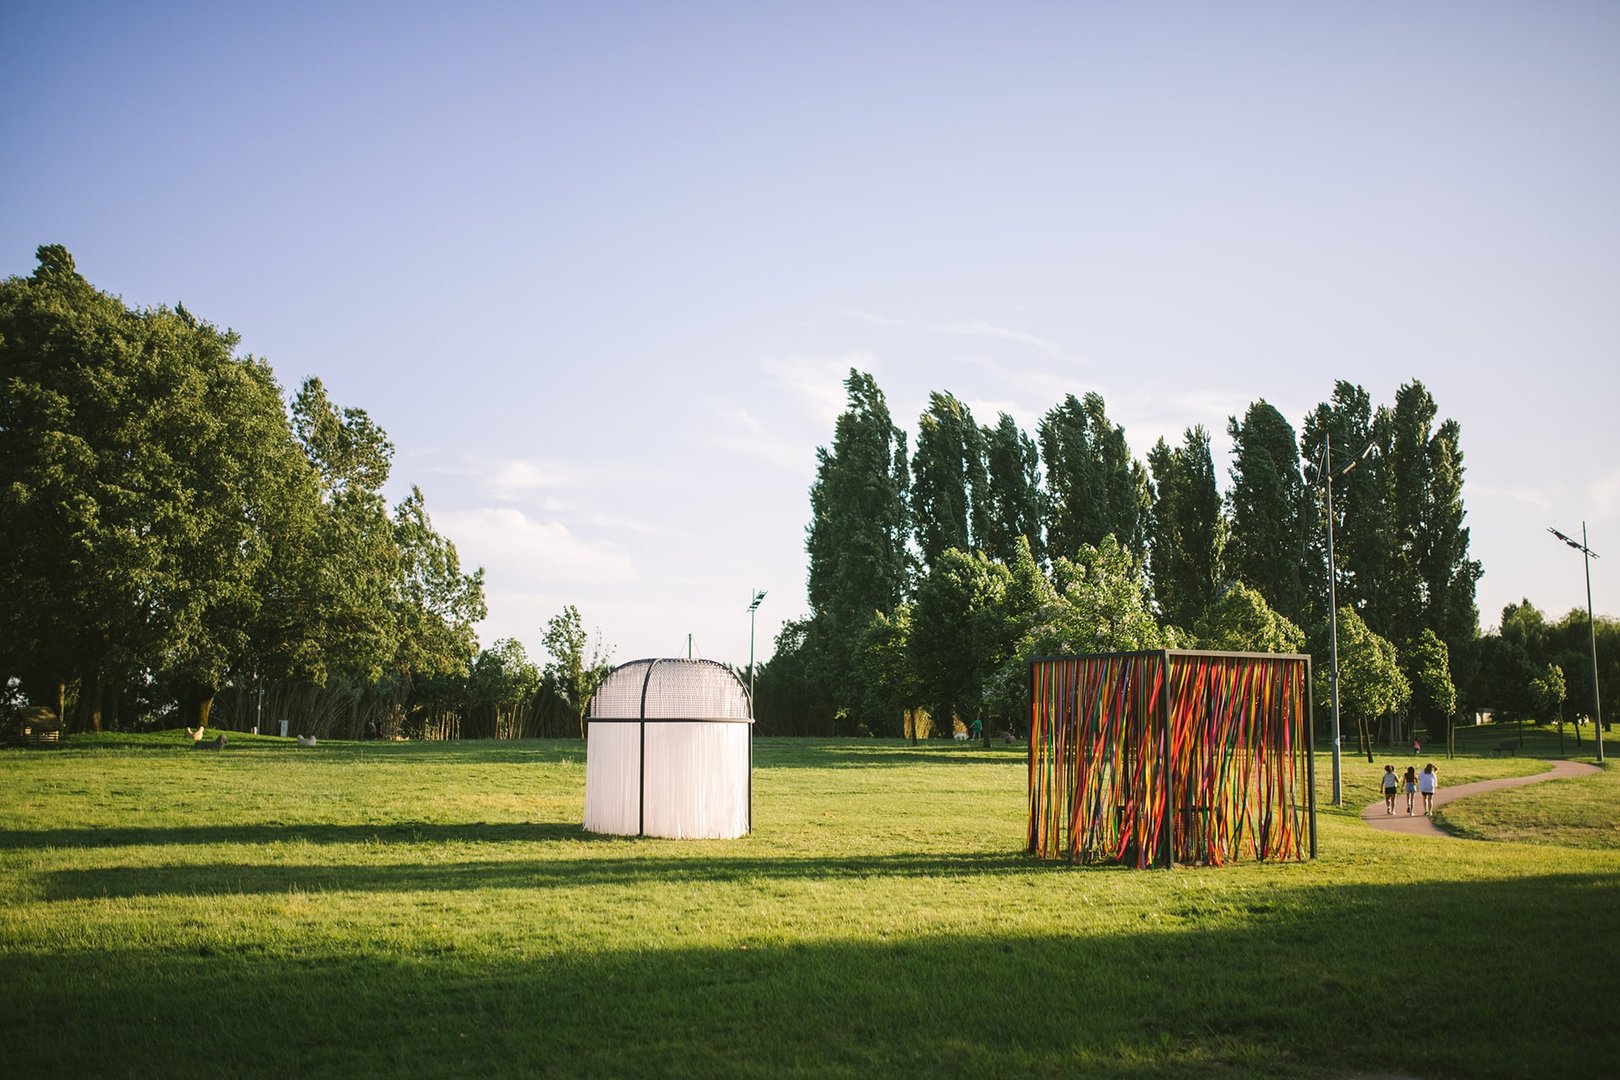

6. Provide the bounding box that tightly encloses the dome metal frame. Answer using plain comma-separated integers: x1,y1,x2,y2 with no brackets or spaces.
585,657,754,837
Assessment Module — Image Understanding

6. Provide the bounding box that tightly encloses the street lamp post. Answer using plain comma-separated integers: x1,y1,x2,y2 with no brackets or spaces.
1548,525,1604,763
747,589,767,709
1319,433,1375,807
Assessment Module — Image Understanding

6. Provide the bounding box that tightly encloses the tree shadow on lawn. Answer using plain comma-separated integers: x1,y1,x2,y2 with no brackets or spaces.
754,739,1028,770
8,873,1618,1078
40,848,1049,900
42,734,587,765
0,821,609,851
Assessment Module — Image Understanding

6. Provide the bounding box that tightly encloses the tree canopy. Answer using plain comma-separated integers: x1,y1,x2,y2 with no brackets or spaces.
0,245,491,735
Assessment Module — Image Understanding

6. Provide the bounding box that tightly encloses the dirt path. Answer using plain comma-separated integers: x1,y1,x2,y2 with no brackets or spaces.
1361,759,1601,838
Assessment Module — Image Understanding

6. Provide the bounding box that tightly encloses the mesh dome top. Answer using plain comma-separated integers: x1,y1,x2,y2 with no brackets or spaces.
588,658,752,721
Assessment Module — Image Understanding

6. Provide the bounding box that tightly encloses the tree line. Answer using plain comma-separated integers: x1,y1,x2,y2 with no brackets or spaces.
1,246,609,738
7,249,1602,745
754,368,1527,749
1476,600,1619,745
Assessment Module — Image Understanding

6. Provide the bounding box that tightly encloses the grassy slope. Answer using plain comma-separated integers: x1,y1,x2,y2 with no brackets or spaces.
1,733,1615,1078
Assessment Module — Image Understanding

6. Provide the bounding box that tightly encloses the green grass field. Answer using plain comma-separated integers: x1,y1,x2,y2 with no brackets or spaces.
1,731,1615,1078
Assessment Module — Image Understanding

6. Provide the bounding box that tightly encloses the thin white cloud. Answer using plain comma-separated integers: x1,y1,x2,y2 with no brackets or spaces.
764,353,869,426
433,507,637,589
585,511,666,536
1589,469,1620,522
427,454,584,502
706,401,814,471
485,458,575,500
1468,483,1553,513
847,309,1081,364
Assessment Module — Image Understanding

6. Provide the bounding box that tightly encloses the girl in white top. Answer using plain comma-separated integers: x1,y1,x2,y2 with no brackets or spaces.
1381,765,1399,815
1419,763,1439,816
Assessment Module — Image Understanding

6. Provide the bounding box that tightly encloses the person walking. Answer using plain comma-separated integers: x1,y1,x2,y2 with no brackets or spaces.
1419,763,1439,816
1381,765,1399,815
1403,766,1418,815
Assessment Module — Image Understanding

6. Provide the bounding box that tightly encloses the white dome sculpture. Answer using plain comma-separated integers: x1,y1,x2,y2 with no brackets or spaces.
583,658,753,839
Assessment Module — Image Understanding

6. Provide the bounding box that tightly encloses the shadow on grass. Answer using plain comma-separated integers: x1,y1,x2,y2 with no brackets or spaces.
0,821,607,850
39,849,1055,900
36,734,589,765
754,738,1029,770
7,874,1618,1078
27,733,1027,770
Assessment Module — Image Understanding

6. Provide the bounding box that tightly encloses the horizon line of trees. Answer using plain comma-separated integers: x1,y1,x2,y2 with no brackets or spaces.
6,248,1606,744
751,367,1594,747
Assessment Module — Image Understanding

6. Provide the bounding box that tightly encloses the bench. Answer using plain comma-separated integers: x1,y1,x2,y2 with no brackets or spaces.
1493,740,1517,755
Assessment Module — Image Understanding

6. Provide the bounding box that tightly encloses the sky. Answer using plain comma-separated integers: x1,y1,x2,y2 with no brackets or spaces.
4,2,1618,670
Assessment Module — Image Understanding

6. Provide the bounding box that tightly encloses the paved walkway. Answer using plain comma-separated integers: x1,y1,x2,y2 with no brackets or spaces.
1361,759,1601,838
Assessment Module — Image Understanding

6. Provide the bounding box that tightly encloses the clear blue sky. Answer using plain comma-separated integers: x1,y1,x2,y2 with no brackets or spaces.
5,2,1618,667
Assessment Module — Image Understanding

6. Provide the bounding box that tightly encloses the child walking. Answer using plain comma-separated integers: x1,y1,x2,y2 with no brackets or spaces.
1381,765,1399,815
1403,766,1418,815
1419,763,1439,816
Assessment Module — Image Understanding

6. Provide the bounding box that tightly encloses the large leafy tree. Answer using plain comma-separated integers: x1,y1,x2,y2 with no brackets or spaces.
275,377,402,685
855,606,923,739
0,246,324,730
1391,381,1481,660
1325,605,1410,760
911,391,987,573
752,618,833,736
1193,582,1305,654
467,638,543,739
1474,631,1538,723
392,486,487,683
805,369,911,721
1146,425,1226,630
1546,609,1619,733
541,604,613,738
985,536,1173,737
1300,382,1390,629
908,548,1013,738
1048,537,1172,653
1226,400,1309,626
1401,628,1457,743
142,306,321,729
980,537,1060,732
978,412,1044,567
1039,392,1149,562
0,247,157,726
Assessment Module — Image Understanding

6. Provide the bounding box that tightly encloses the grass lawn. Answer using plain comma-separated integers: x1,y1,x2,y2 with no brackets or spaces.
1,732,1616,1078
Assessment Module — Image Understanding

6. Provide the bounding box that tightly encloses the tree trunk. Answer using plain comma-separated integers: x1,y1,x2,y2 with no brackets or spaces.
179,684,215,731
24,673,66,724
75,670,105,733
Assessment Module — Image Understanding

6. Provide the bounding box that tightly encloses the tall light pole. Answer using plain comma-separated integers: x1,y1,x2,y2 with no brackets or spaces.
1548,525,1603,763
747,589,767,709
1319,433,1375,806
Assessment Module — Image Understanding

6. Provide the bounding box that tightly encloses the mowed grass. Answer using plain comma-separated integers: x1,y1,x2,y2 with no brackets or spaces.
1,733,1616,1078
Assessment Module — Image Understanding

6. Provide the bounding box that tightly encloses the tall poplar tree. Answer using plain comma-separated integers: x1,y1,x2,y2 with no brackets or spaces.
1226,400,1308,626
911,391,987,573
979,412,1045,567
1039,392,1148,562
1386,381,1480,661
1146,425,1225,630
805,369,911,717
1300,382,1390,629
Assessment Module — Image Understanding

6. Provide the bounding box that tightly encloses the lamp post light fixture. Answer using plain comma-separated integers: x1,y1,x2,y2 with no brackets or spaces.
747,589,767,709
1548,525,1604,763
1319,433,1376,807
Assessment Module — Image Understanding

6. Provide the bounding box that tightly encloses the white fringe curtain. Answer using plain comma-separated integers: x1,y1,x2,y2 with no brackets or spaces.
583,659,753,839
